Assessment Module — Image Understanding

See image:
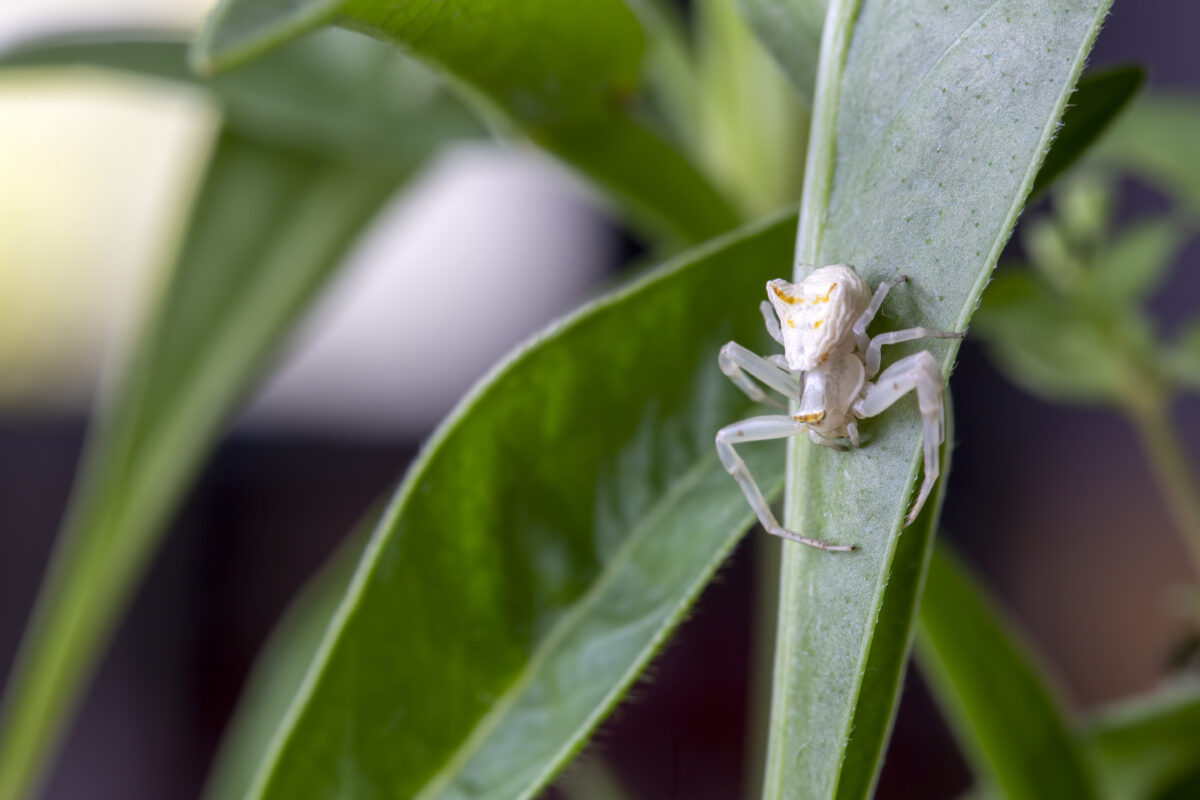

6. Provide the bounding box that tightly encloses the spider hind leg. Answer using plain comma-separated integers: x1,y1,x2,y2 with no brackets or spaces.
855,350,947,526
715,416,857,551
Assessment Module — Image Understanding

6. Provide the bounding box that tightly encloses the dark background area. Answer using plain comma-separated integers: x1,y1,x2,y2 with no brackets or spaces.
3,1,1200,797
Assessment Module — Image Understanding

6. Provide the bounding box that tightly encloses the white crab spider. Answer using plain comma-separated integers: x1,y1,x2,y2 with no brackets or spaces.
715,265,962,551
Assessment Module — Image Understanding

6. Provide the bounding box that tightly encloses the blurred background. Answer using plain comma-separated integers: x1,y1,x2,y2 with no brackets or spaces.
0,1,1198,798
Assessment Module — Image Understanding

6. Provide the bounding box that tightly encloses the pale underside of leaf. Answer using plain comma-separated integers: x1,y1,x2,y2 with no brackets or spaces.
766,1,1112,798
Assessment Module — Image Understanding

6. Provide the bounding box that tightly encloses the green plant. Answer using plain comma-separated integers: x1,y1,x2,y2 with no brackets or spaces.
2,1,1198,798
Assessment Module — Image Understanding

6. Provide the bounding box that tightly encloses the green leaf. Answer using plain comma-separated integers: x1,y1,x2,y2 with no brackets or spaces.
0,134,396,800
0,28,483,172
1084,679,1200,800
1166,320,1200,389
204,526,371,800
697,0,809,217
973,271,1134,403
1090,217,1183,301
765,1,1112,797
1031,65,1145,199
244,215,795,799
1091,94,1200,220
735,0,828,104
916,545,1099,800
194,0,739,243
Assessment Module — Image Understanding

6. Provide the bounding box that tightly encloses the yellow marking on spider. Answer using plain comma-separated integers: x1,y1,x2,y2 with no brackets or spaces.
813,282,838,303
793,411,826,424
787,319,795,328
813,320,823,329
771,284,800,304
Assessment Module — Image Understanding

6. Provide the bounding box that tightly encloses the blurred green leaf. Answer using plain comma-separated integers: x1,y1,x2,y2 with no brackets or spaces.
245,216,795,799
1085,679,1200,800
1165,320,1200,390
204,525,371,800
0,28,483,172
1023,218,1085,292
735,0,827,104
1056,171,1114,248
195,0,739,242
916,545,1100,800
765,1,1111,797
1090,218,1183,301
697,0,808,217
0,134,397,800
1031,65,1145,199
1091,94,1200,220
974,271,1135,404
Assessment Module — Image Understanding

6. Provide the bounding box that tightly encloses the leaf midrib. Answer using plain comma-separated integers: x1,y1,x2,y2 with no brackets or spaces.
414,451,733,799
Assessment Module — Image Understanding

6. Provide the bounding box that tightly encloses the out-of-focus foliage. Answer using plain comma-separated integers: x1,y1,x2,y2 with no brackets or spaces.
196,0,739,242
0,30,471,800
917,545,1100,800
1086,679,1200,800
974,172,1192,410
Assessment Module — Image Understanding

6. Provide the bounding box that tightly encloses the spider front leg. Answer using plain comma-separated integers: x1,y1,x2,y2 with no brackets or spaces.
853,274,909,352
716,416,857,551
864,327,964,378
855,350,948,526
718,341,799,410
760,301,784,344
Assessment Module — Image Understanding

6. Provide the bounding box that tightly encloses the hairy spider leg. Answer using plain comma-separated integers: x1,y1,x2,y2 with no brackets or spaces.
715,416,857,551
852,274,909,352
759,300,784,344
718,341,800,409
864,327,964,378
856,350,947,527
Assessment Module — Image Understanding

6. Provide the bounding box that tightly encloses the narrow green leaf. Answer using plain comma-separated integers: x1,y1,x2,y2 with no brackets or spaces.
193,0,341,75
1085,679,1200,800
766,1,1112,797
697,0,809,217
973,271,1133,404
194,0,739,242
0,28,482,172
735,0,828,104
1090,217,1182,301
1166,320,1200,389
205,527,371,800
246,215,797,799
1031,65,1145,199
0,134,396,800
916,545,1099,799
1091,94,1200,220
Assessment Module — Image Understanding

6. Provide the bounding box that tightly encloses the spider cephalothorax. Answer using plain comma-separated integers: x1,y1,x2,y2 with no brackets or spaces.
766,265,870,371
716,264,963,551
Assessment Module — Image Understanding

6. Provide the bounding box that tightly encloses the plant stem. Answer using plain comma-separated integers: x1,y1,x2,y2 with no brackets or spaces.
1129,401,1200,577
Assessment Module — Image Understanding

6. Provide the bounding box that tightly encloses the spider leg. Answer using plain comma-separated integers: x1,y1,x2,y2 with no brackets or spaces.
864,327,964,378
852,274,908,351
847,421,861,448
716,416,857,551
855,351,946,527
760,300,784,344
809,429,849,451
719,341,799,410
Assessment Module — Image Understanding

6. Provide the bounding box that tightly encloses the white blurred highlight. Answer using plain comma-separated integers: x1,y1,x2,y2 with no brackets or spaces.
0,0,616,432
243,145,614,437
